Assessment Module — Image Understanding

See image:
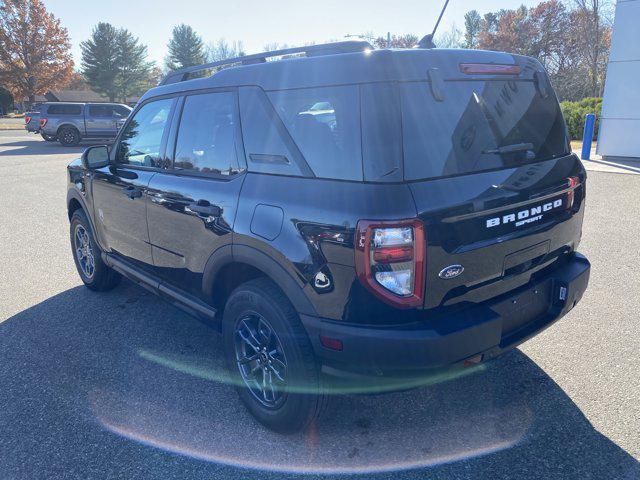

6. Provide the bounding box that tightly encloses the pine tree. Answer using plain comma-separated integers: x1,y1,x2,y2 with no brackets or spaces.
82,23,155,102
166,24,205,70
115,28,153,102
80,23,120,101
463,10,482,49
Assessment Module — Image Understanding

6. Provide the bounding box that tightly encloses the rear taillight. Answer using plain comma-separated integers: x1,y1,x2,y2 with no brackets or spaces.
567,176,581,209
459,63,522,75
39,118,48,128
355,219,425,309
25,116,31,124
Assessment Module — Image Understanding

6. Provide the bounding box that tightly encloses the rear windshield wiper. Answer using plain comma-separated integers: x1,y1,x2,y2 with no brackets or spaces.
482,142,534,155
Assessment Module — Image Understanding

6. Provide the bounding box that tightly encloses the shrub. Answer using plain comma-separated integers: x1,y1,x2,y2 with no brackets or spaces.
560,97,603,141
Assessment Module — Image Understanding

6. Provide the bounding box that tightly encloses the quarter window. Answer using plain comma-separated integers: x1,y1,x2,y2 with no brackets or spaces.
268,86,362,181
116,98,173,167
173,92,240,175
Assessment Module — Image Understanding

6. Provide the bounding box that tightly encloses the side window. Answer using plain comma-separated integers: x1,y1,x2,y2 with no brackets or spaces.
47,104,82,115
116,98,173,167
173,92,240,175
268,85,363,181
239,87,304,177
88,105,112,117
113,105,131,118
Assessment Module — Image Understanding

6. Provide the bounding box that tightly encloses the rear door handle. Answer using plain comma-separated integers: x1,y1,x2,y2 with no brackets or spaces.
187,201,222,217
122,186,143,199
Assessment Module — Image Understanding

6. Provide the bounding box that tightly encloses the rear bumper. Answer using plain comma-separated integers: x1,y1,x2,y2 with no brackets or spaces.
301,253,590,381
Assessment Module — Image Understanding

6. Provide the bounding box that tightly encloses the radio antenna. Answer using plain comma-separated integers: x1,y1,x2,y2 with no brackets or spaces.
417,0,451,49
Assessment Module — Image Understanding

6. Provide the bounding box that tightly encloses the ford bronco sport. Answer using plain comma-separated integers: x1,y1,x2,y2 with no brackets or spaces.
67,41,590,433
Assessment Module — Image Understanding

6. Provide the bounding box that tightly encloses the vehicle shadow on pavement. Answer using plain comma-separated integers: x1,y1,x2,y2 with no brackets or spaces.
0,281,638,480
0,139,100,156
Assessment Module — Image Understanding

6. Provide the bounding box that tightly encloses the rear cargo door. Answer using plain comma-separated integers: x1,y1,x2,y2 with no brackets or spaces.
399,74,585,308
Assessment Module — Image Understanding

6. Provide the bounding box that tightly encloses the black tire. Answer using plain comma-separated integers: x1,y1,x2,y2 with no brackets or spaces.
70,209,120,291
58,127,80,147
223,278,327,433
41,133,57,142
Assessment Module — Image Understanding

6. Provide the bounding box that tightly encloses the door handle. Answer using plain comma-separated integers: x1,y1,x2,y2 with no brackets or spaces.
122,186,143,199
187,201,222,217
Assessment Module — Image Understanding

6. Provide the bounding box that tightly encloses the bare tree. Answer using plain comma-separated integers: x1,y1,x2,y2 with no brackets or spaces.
435,24,463,49
572,0,613,97
206,39,245,62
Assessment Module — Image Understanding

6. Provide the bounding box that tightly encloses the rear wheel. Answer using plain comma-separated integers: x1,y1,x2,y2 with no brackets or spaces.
70,210,120,291
223,278,327,433
59,127,80,147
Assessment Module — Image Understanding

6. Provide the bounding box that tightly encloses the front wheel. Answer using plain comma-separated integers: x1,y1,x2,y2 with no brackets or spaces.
70,210,120,291
223,278,327,433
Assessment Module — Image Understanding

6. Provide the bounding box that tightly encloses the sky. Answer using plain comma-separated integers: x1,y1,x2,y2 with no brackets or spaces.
45,0,543,67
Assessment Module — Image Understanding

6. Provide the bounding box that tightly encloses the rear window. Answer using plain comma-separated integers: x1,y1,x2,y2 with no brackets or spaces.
47,104,82,115
253,79,568,182
401,80,569,180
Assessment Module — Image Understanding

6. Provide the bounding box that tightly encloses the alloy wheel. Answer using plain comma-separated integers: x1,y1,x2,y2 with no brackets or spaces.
234,312,288,408
74,224,95,279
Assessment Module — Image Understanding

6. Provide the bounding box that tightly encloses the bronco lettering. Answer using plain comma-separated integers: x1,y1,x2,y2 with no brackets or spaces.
486,199,563,228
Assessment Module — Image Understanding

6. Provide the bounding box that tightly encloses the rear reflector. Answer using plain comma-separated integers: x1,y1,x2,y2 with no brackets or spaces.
459,63,522,75
463,354,483,367
319,335,343,351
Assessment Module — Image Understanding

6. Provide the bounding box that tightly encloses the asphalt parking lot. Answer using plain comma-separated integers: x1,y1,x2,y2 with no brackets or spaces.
0,130,638,480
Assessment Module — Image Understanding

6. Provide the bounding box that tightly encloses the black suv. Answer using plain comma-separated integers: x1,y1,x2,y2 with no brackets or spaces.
67,41,590,433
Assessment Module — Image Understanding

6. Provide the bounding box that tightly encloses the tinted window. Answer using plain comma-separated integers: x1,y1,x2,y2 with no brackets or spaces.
239,87,304,177
47,104,82,115
361,83,403,182
113,105,131,118
174,92,240,175
268,86,362,181
401,80,569,180
116,98,173,166
88,105,113,117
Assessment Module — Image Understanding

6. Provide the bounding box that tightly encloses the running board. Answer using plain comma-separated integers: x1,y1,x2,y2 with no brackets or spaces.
102,253,218,321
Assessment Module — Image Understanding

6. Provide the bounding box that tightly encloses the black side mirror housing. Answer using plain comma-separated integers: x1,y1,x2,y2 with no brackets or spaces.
81,145,110,169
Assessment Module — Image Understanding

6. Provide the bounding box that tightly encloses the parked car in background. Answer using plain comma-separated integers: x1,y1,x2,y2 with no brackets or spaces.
39,102,132,146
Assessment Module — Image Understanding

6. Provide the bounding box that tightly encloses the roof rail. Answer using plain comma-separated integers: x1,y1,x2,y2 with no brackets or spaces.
160,40,373,86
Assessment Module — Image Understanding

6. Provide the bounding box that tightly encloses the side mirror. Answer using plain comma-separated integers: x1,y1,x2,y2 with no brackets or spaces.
81,145,110,169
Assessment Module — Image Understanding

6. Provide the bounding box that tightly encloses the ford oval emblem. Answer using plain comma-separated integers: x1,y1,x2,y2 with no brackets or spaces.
439,265,464,279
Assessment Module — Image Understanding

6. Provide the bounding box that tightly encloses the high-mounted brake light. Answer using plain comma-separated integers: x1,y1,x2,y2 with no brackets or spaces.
39,118,48,128
355,219,425,309
566,176,581,209
459,63,522,75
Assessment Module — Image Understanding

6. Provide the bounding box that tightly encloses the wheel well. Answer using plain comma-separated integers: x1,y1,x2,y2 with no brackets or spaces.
210,262,266,311
57,124,79,135
68,198,83,220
